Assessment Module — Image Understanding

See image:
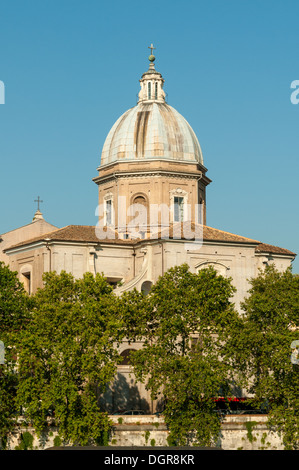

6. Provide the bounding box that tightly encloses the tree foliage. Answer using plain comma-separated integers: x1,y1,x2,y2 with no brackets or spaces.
14,271,124,446
238,265,299,449
0,262,30,448
0,261,30,336
130,264,242,446
1,260,298,449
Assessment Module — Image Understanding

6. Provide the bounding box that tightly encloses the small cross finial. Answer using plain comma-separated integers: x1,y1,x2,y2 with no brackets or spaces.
148,43,155,55
34,196,43,211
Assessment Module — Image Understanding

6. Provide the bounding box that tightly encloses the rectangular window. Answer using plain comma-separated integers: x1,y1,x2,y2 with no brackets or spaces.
106,199,112,225
174,196,184,222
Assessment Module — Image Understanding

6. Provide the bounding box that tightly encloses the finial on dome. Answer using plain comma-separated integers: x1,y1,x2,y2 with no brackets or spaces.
148,43,156,63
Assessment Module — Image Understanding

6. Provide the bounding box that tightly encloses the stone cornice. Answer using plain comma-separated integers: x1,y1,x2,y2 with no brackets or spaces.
5,239,134,255
93,168,211,186
96,159,209,174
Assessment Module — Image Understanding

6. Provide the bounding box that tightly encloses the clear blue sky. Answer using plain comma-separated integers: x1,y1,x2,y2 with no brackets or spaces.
0,0,298,272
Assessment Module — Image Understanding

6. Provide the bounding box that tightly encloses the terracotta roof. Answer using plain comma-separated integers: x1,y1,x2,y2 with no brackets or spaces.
155,223,258,243
4,224,296,257
159,223,296,256
4,225,135,250
255,243,296,256
203,225,259,243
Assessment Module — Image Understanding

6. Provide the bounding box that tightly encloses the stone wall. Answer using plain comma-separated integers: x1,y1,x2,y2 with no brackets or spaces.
3,414,284,450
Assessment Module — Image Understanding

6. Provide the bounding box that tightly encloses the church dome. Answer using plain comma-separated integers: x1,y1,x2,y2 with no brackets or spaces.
100,48,203,167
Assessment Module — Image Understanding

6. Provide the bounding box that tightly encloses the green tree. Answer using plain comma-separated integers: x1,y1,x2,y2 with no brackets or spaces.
0,261,30,335
130,264,242,447
118,288,151,342
238,265,299,449
0,262,30,448
15,270,124,446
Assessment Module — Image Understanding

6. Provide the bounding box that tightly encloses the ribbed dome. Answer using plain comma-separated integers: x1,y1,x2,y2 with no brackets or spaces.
100,102,203,167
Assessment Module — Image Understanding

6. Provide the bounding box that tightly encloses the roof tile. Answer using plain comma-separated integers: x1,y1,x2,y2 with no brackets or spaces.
4,224,296,257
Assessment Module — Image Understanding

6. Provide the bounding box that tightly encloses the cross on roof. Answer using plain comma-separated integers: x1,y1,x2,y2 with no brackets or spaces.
148,43,155,55
34,196,43,211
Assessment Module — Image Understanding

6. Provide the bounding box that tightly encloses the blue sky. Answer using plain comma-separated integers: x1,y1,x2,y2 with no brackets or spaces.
0,0,298,272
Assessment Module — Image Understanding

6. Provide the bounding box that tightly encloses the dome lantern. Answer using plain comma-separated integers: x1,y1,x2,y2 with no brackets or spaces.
138,43,166,104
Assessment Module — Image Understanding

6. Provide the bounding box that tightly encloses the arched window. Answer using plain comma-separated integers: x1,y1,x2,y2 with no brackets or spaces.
128,194,149,239
148,82,151,100
118,349,137,365
132,195,148,229
155,82,158,100
133,195,146,206
141,280,152,295
196,261,229,277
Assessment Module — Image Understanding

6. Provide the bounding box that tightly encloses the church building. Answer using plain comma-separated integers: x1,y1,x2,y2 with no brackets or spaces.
2,48,295,301
1,47,296,411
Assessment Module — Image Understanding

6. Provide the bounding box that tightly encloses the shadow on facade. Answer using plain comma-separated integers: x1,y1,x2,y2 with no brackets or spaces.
100,371,151,414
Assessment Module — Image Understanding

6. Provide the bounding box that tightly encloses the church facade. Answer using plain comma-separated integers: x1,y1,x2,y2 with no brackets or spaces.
1,49,296,412
3,50,295,302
